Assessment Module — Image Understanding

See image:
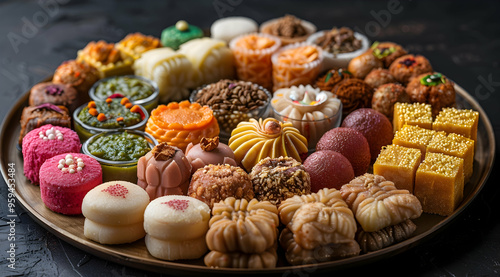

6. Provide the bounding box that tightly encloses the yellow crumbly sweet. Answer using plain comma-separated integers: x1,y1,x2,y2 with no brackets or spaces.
116,32,162,60
393,102,433,133
414,152,464,216
373,144,422,193
76,40,133,78
392,125,437,159
427,132,474,183
433,107,479,142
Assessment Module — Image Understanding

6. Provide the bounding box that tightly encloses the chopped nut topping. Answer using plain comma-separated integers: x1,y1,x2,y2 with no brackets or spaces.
153,142,176,161
200,136,219,152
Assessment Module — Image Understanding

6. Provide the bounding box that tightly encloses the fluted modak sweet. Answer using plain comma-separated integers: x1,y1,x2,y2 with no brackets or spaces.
137,142,192,200
228,118,308,172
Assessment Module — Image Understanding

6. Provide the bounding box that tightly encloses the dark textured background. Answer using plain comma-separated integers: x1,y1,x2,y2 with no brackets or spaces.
1,0,499,276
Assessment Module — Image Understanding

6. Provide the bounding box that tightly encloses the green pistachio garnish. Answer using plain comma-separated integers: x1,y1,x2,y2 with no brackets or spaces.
420,72,446,86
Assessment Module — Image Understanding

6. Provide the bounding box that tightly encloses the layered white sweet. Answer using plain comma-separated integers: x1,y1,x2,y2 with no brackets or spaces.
178,38,235,88
145,235,208,261
272,85,342,150
84,219,145,245
211,16,258,43
133,47,194,102
143,195,210,260
143,195,210,241
82,181,150,244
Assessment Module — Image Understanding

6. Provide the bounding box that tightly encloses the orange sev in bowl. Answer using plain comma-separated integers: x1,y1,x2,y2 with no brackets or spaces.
230,33,281,91
146,101,220,151
271,43,323,91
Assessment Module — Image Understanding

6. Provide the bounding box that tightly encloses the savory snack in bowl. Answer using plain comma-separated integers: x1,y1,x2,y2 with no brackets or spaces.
82,130,157,183
73,98,148,141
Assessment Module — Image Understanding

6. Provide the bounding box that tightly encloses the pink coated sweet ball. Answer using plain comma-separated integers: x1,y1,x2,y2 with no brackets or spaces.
39,153,102,215
22,124,81,184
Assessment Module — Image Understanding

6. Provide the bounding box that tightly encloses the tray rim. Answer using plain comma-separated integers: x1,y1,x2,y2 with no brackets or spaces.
0,80,496,275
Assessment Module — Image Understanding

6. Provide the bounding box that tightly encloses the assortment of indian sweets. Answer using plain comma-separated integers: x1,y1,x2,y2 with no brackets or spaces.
15,13,485,269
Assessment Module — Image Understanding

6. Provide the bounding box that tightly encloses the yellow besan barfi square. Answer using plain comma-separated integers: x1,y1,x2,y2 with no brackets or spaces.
433,107,479,142
427,132,474,183
393,102,433,133
393,125,436,160
414,152,464,216
373,144,422,193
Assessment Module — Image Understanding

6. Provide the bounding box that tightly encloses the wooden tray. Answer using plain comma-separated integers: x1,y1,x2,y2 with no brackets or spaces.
0,83,495,275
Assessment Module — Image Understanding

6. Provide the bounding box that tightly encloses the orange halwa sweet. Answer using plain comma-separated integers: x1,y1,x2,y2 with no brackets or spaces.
146,101,219,152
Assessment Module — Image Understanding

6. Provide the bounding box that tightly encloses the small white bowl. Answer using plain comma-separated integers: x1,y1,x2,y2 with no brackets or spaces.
260,18,317,46
307,30,370,71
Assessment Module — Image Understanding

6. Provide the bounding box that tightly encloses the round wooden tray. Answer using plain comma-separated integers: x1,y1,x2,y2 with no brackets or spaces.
0,82,495,275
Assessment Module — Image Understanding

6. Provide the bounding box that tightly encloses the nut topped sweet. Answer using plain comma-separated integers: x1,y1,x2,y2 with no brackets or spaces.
369,41,407,68
137,142,192,199
161,20,204,50
228,118,309,172
185,136,237,173
188,164,254,209
371,83,410,120
406,72,456,116
249,156,311,205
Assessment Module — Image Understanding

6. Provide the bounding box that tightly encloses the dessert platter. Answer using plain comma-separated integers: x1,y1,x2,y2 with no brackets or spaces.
0,15,496,275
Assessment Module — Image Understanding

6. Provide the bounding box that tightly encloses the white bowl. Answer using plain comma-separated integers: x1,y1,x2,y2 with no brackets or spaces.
307,30,370,71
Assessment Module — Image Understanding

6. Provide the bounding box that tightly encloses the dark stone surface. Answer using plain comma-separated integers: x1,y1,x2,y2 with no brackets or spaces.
0,0,499,276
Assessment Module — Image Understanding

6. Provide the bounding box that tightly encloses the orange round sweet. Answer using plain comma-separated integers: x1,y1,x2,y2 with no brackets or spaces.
316,127,370,176
146,101,220,151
